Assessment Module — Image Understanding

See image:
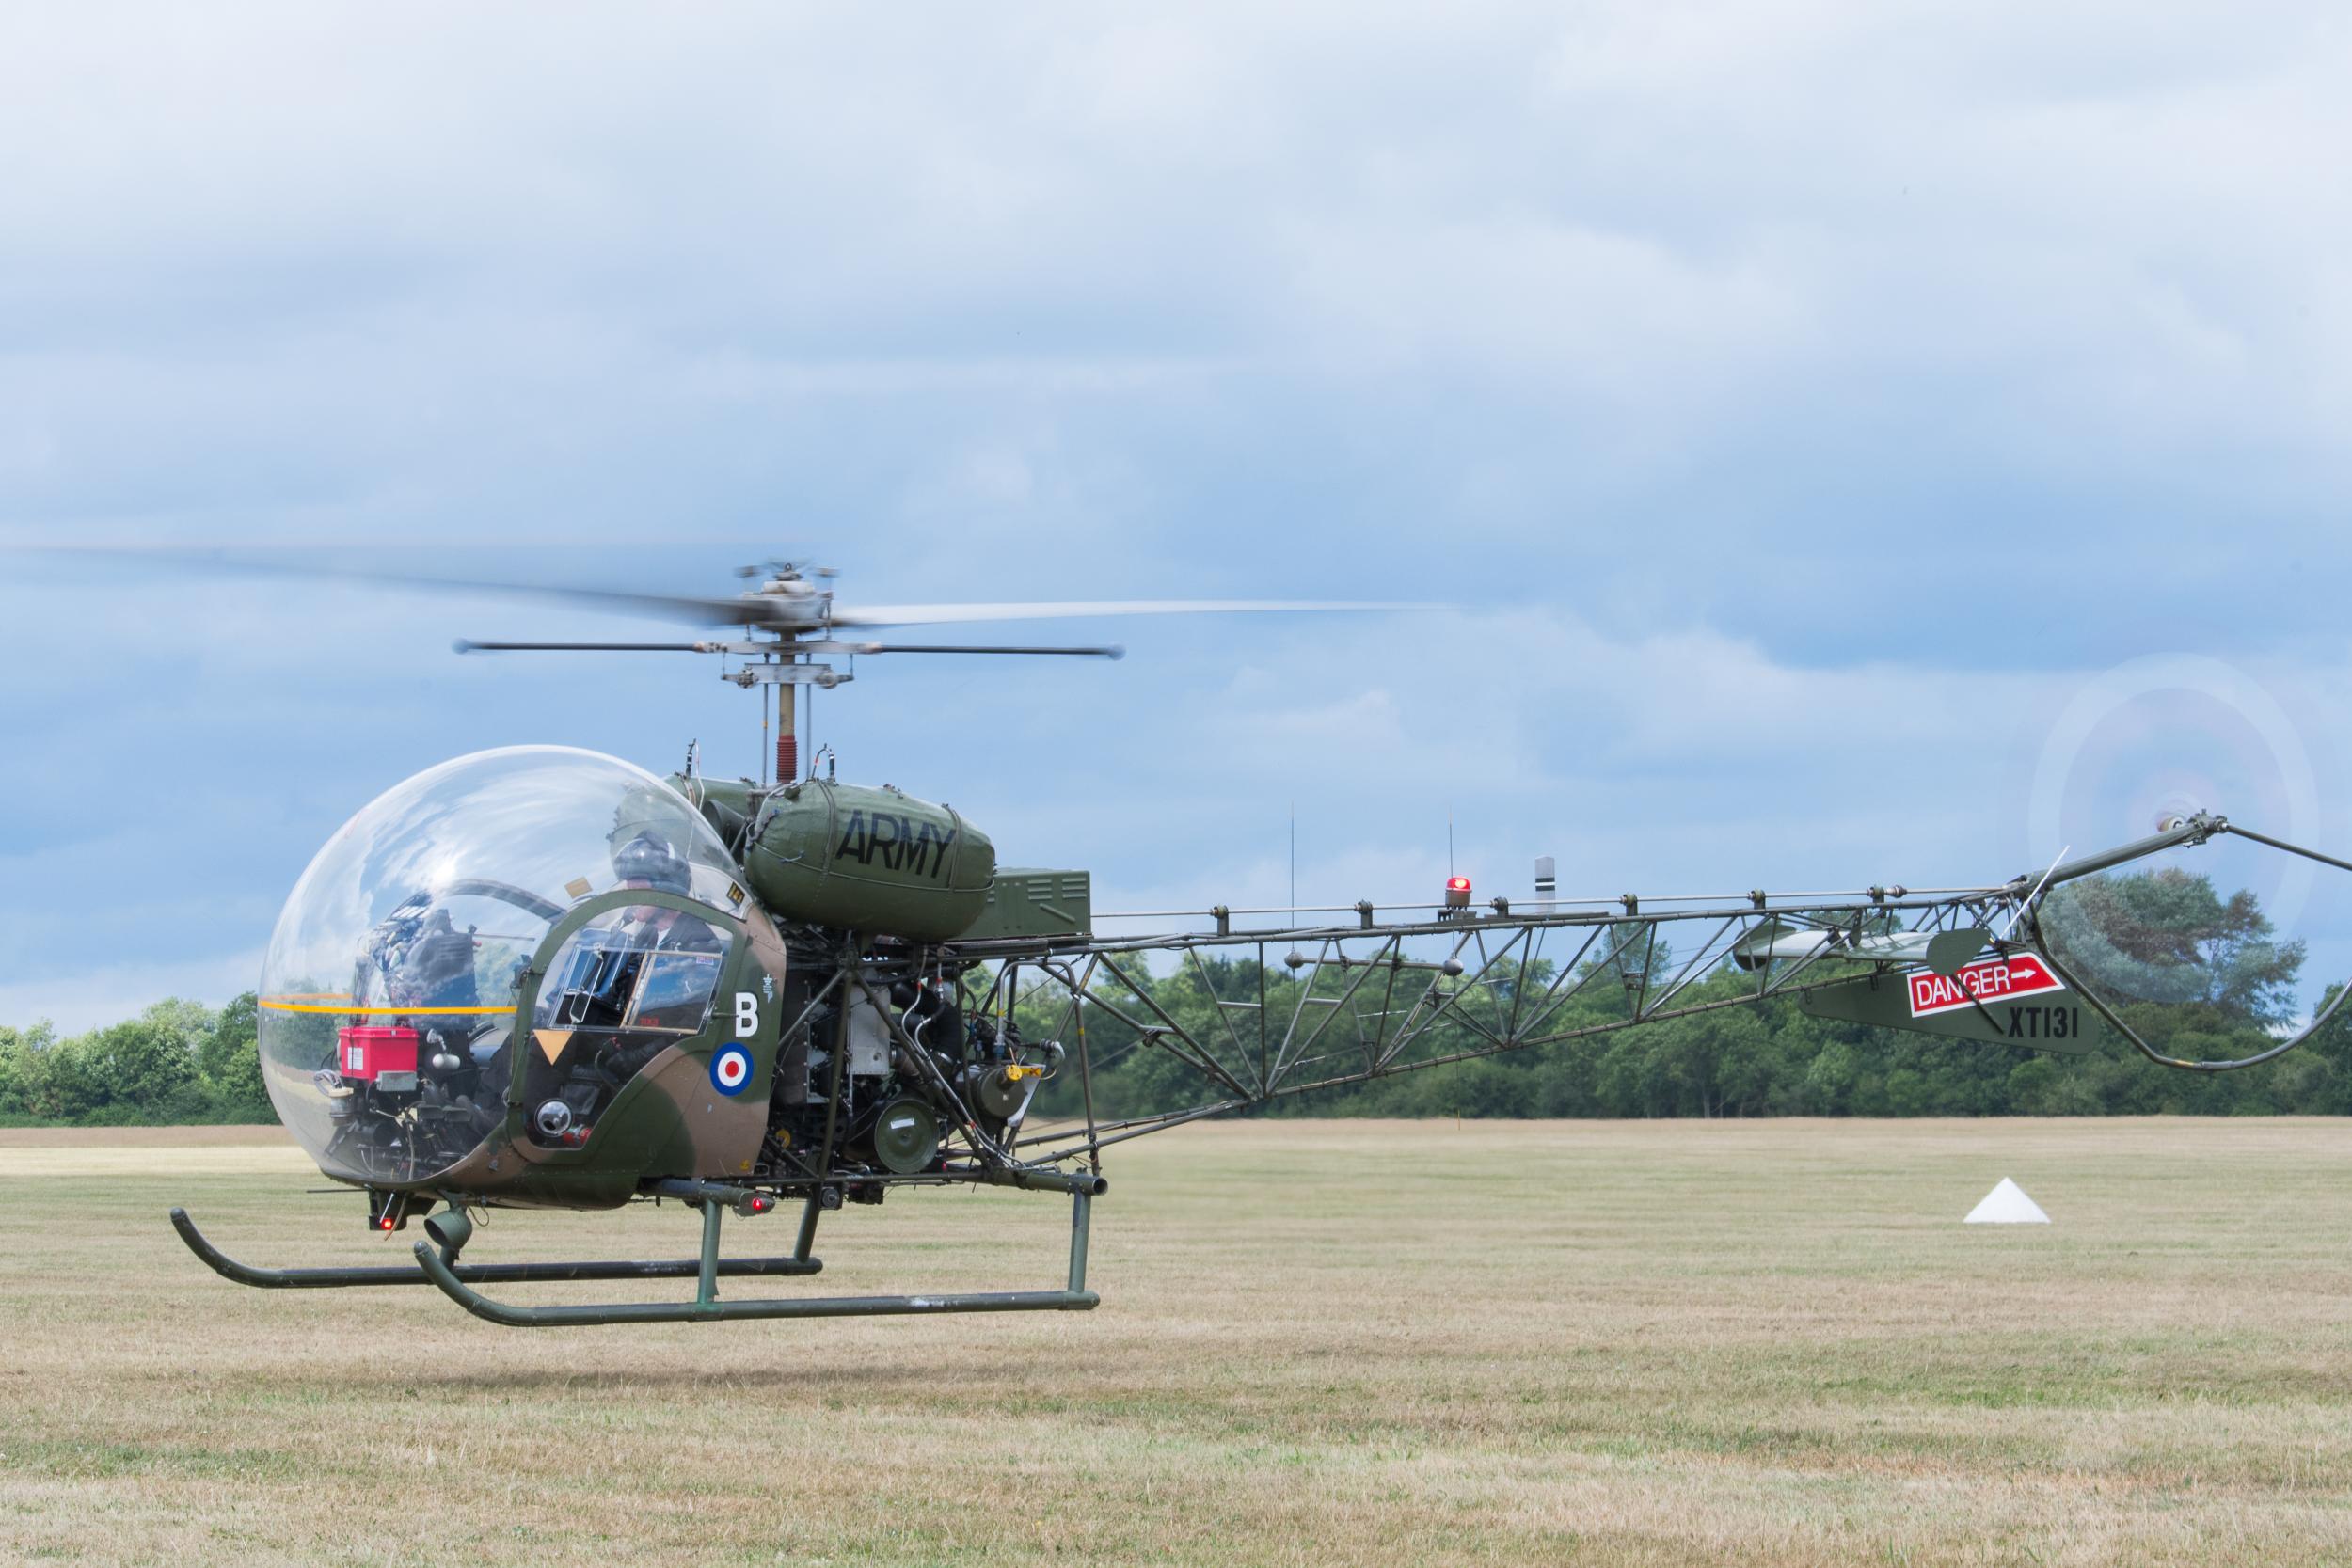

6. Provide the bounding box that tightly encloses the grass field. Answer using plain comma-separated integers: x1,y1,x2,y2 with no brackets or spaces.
7,1118,2352,1566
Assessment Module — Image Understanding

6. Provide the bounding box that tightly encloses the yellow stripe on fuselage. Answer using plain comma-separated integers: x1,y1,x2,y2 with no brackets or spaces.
258,997,513,1016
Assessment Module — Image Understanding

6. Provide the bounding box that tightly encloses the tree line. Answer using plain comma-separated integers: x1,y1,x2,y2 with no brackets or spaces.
0,994,271,1126
7,869,2346,1125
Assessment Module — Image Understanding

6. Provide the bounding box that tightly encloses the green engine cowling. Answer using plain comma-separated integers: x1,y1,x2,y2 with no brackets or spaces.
674,774,995,941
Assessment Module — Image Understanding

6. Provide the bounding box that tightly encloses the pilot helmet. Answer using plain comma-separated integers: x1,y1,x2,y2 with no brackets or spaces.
611,832,692,895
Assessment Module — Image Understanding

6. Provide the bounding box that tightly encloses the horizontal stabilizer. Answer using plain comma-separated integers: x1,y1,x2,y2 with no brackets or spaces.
1798,952,2107,1055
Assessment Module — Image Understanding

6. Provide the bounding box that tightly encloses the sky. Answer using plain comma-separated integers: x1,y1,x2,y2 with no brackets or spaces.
4,2,2350,1030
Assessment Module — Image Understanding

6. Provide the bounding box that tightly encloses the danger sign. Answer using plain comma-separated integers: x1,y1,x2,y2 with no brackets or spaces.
1909,953,2065,1018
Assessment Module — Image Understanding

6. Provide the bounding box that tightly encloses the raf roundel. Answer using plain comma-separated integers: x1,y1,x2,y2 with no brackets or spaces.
709,1044,754,1097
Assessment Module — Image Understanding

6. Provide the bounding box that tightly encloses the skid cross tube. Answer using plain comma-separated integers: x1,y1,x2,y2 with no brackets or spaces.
413,1188,1100,1326
169,1207,823,1290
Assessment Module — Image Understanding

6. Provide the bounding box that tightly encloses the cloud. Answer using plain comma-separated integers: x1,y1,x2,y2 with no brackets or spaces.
0,948,266,1036
4,1,2350,1024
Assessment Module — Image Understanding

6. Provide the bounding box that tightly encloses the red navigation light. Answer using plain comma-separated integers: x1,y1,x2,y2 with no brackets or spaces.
1445,876,1471,910
378,1216,395,1231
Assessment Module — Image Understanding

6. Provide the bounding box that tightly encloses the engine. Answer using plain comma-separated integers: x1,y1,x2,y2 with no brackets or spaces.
759,958,1057,1198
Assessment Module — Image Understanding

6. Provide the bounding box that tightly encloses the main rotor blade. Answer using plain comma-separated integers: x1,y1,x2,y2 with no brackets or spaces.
15,546,789,628
454,640,716,653
827,599,1445,628
19,546,1448,632
850,642,1125,658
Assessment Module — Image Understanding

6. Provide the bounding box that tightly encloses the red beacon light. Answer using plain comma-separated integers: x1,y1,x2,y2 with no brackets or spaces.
1444,875,1472,911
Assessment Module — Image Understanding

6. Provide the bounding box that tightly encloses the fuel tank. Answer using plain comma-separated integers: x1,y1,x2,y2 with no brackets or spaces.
675,774,995,941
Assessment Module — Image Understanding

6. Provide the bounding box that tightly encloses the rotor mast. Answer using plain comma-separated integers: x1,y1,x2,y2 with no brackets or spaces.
734,646,842,784
721,563,844,786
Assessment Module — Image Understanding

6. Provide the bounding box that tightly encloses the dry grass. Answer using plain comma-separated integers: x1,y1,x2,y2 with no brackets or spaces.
6,1117,2352,1566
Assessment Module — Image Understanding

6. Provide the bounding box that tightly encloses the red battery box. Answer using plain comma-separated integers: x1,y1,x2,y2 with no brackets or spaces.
338,1025,420,1083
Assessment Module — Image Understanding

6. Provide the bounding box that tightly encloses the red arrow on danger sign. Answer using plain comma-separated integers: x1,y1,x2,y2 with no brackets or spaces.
1909,953,2066,1018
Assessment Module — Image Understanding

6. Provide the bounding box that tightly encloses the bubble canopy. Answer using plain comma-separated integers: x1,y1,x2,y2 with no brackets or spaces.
258,747,739,1185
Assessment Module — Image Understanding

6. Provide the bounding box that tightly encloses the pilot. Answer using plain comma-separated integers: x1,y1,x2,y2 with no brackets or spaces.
575,834,726,1089
385,906,488,1103
390,906,480,1011
611,832,724,954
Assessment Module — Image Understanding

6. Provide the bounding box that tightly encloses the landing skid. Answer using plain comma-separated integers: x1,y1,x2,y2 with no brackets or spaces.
169,1184,1100,1326
414,1188,1100,1326
169,1206,825,1289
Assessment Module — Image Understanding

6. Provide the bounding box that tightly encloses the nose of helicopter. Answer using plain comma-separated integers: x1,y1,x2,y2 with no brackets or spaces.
255,746,739,1188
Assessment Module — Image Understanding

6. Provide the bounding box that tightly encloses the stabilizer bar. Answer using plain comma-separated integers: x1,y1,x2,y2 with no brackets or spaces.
169,1207,824,1290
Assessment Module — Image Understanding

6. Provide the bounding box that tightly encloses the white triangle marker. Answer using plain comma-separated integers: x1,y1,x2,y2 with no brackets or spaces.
1964,1177,2049,1225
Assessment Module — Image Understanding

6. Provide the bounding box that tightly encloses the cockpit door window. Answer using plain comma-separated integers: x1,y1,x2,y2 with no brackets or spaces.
518,894,738,1148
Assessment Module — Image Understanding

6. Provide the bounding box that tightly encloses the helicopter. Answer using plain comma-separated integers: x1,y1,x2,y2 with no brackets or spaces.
147,557,2352,1328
